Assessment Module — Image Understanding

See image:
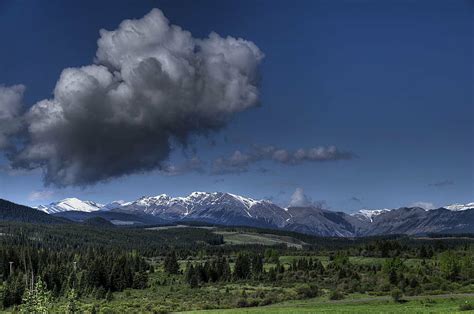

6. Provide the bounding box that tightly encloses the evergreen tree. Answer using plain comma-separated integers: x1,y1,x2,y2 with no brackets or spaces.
251,254,263,278
185,263,199,288
132,271,149,289
164,251,180,274
3,274,25,308
234,253,250,280
20,279,51,314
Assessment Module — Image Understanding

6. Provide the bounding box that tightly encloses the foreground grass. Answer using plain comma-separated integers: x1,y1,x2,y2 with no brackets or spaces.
15,292,474,313
179,294,474,313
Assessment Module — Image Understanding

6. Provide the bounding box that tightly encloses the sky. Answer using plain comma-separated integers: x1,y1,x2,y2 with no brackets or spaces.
0,0,472,212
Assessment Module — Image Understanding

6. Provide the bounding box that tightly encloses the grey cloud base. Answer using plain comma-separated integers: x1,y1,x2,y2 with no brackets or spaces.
0,9,264,186
0,85,25,149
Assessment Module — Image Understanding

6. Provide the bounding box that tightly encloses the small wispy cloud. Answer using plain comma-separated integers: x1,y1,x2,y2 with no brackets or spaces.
428,180,454,188
28,190,55,202
409,201,435,210
350,196,362,203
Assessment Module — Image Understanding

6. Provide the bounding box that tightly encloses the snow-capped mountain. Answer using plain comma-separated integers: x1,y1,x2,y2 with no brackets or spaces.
444,203,474,211
117,192,290,227
36,193,474,236
352,202,474,223
37,198,104,214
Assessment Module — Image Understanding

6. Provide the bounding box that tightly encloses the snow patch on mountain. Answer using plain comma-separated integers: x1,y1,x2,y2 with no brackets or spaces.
444,202,474,211
37,198,103,214
352,208,391,222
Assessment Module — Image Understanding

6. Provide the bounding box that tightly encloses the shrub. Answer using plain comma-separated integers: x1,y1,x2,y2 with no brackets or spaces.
260,297,274,306
105,290,113,302
236,298,248,308
296,284,319,299
247,298,260,307
391,288,403,302
459,302,474,311
329,290,344,300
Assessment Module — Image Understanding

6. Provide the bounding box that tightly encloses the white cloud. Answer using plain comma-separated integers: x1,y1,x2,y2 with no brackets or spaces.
288,188,313,207
409,201,435,210
28,190,55,202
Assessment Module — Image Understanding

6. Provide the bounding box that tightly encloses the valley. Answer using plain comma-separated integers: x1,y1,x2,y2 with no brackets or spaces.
0,199,473,312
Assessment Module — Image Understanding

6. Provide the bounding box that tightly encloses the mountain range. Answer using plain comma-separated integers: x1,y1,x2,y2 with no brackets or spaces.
33,192,474,237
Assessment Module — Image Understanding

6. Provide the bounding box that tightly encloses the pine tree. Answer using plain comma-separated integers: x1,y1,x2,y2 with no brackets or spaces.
234,253,250,280
185,263,199,288
20,279,51,314
221,257,231,281
164,251,180,274
251,254,263,278
389,269,398,285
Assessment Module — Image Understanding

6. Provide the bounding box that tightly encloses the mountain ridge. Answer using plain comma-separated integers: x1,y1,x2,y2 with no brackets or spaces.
34,192,474,236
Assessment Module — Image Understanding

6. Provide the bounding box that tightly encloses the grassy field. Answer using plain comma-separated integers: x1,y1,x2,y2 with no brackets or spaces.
146,227,307,248
276,255,433,268
214,231,306,248
179,294,474,313
147,225,217,230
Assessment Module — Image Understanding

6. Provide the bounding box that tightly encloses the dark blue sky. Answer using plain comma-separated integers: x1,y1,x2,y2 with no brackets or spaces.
0,0,472,211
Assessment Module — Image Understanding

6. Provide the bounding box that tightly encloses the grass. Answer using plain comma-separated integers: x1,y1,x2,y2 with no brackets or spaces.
214,231,306,248
179,294,474,313
147,225,217,230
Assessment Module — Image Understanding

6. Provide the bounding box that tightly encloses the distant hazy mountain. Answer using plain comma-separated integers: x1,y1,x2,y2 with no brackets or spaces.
36,193,474,236
353,206,474,236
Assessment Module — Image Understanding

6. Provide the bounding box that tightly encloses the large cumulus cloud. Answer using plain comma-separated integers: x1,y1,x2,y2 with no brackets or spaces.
3,9,264,186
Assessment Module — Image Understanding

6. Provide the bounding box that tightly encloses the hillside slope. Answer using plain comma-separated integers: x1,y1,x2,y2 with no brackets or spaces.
0,199,70,224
